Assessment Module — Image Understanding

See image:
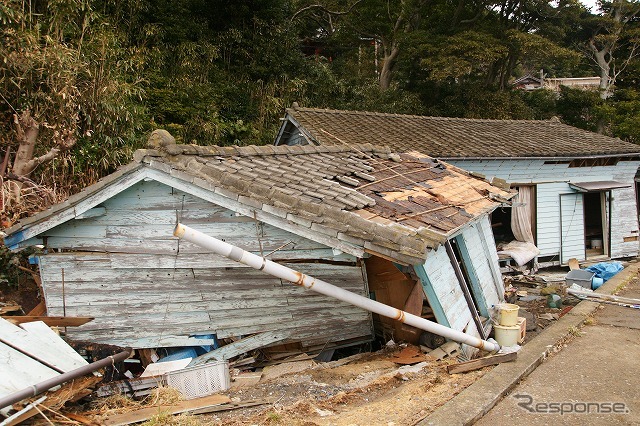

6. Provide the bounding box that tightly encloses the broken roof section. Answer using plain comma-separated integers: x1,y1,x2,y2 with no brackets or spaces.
136,134,512,262
6,131,513,264
276,105,640,159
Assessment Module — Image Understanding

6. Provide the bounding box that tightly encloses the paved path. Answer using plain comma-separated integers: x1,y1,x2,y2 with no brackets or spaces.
476,276,640,425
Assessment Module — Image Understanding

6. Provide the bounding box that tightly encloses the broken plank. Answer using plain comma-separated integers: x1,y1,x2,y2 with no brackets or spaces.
1,396,48,426
2,316,93,327
95,376,165,398
189,330,292,367
102,394,231,426
0,305,21,315
446,352,517,374
0,342,60,399
0,318,87,374
189,398,275,414
26,301,47,316
18,321,88,369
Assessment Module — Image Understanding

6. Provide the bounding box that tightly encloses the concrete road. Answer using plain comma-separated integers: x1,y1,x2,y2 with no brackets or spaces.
476,277,640,425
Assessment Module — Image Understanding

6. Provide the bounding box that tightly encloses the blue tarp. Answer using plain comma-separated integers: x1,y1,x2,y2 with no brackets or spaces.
585,262,624,283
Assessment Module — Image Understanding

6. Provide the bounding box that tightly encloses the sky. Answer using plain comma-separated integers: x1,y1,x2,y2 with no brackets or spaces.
580,0,600,12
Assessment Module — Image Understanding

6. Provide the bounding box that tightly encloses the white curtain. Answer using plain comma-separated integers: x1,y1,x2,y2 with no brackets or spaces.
511,186,535,244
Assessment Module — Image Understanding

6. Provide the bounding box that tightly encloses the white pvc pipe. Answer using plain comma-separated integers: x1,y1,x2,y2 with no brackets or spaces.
174,223,500,353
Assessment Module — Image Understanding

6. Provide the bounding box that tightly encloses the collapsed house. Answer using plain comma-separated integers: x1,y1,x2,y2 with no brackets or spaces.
4,131,513,356
275,105,640,266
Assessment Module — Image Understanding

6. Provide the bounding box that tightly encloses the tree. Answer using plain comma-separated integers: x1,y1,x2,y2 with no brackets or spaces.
583,0,640,98
0,0,145,219
293,0,430,90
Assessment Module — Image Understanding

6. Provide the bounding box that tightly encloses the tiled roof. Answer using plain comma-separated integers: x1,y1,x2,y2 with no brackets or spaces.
136,131,513,261
5,130,513,263
279,106,640,158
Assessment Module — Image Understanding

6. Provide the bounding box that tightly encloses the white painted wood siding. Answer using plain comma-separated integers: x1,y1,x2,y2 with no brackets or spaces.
458,219,503,309
560,193,586,262
536,182,572,257
422,246,476,335
449,159,640,259
37,180,373,349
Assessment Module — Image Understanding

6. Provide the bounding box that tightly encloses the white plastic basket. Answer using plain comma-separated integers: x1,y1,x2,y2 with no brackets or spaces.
165,361,230,399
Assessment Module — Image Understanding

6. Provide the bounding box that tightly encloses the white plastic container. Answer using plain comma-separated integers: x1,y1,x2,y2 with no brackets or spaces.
496,303,520,326
494,324,520,347
165,361,230,399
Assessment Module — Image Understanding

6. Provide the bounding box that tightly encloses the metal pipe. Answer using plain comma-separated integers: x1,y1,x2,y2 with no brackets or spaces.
174,223,501,353
0,349,131,410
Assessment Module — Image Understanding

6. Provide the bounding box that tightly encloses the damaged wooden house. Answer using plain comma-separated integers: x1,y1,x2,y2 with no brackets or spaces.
276,105,640,266
4,131,513,357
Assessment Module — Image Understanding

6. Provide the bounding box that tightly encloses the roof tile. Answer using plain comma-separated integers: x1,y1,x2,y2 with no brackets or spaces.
284,106,640,158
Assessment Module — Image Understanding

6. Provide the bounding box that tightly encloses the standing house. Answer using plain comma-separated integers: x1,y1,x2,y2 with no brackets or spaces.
4,132,512,354
275,106,640,265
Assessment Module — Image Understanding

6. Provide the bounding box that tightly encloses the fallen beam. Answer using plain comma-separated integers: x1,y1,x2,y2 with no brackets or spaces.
446,352,517,374
188,330,291,367
103,394,231,426
1,316,94,327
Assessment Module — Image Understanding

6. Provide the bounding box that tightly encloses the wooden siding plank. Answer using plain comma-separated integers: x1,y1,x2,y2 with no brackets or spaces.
0,341,60,398
189,330,292,365
455,230,490,317
560,193,585,262
18,321,88,369
420,245,475,331
0,318,86,373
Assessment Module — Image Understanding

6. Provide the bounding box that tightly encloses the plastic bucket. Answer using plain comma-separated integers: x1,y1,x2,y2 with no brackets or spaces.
592,277,604,290
496,303,520,326
494,324,520,347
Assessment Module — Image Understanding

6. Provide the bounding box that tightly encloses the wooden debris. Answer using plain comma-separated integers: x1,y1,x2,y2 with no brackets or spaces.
95,376,166,398
260,354,315,382
446,352,517,374
390,346,427,365
3,376,102,425
102,394,231,425
2,316,94,327
1,396,47,426
231,371,263,388
0,304,21,315
189,398,275,415
189,330,291,367
62,412,100,425
26,301,47,316
568,258,580,270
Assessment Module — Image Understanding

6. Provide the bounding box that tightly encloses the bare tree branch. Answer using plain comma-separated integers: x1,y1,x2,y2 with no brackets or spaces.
291,1,363,22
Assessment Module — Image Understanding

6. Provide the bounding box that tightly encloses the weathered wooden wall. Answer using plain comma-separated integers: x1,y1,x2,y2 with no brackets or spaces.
457,218,504,310
418,217,503,357
38,180,373,349
449,159,640,260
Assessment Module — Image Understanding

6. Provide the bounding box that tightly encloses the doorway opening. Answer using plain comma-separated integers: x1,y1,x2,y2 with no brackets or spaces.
583,192,607,259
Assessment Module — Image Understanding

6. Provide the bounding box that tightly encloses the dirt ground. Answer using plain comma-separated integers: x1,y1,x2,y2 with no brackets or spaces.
13,263,627,425
194,347,486,426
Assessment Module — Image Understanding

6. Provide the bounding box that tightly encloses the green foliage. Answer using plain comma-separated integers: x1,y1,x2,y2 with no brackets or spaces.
1,0,639,211
0,0,147,191
419,31,508,82
607,88,640,143
521,89,559,119
557,86,604,131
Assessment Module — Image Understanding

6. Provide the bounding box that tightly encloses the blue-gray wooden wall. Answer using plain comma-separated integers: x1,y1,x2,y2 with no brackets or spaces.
37,180,373,349
419,216,503,357
447,159,640,261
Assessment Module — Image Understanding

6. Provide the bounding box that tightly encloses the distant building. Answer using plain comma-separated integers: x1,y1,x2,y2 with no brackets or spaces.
513,74,600,92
